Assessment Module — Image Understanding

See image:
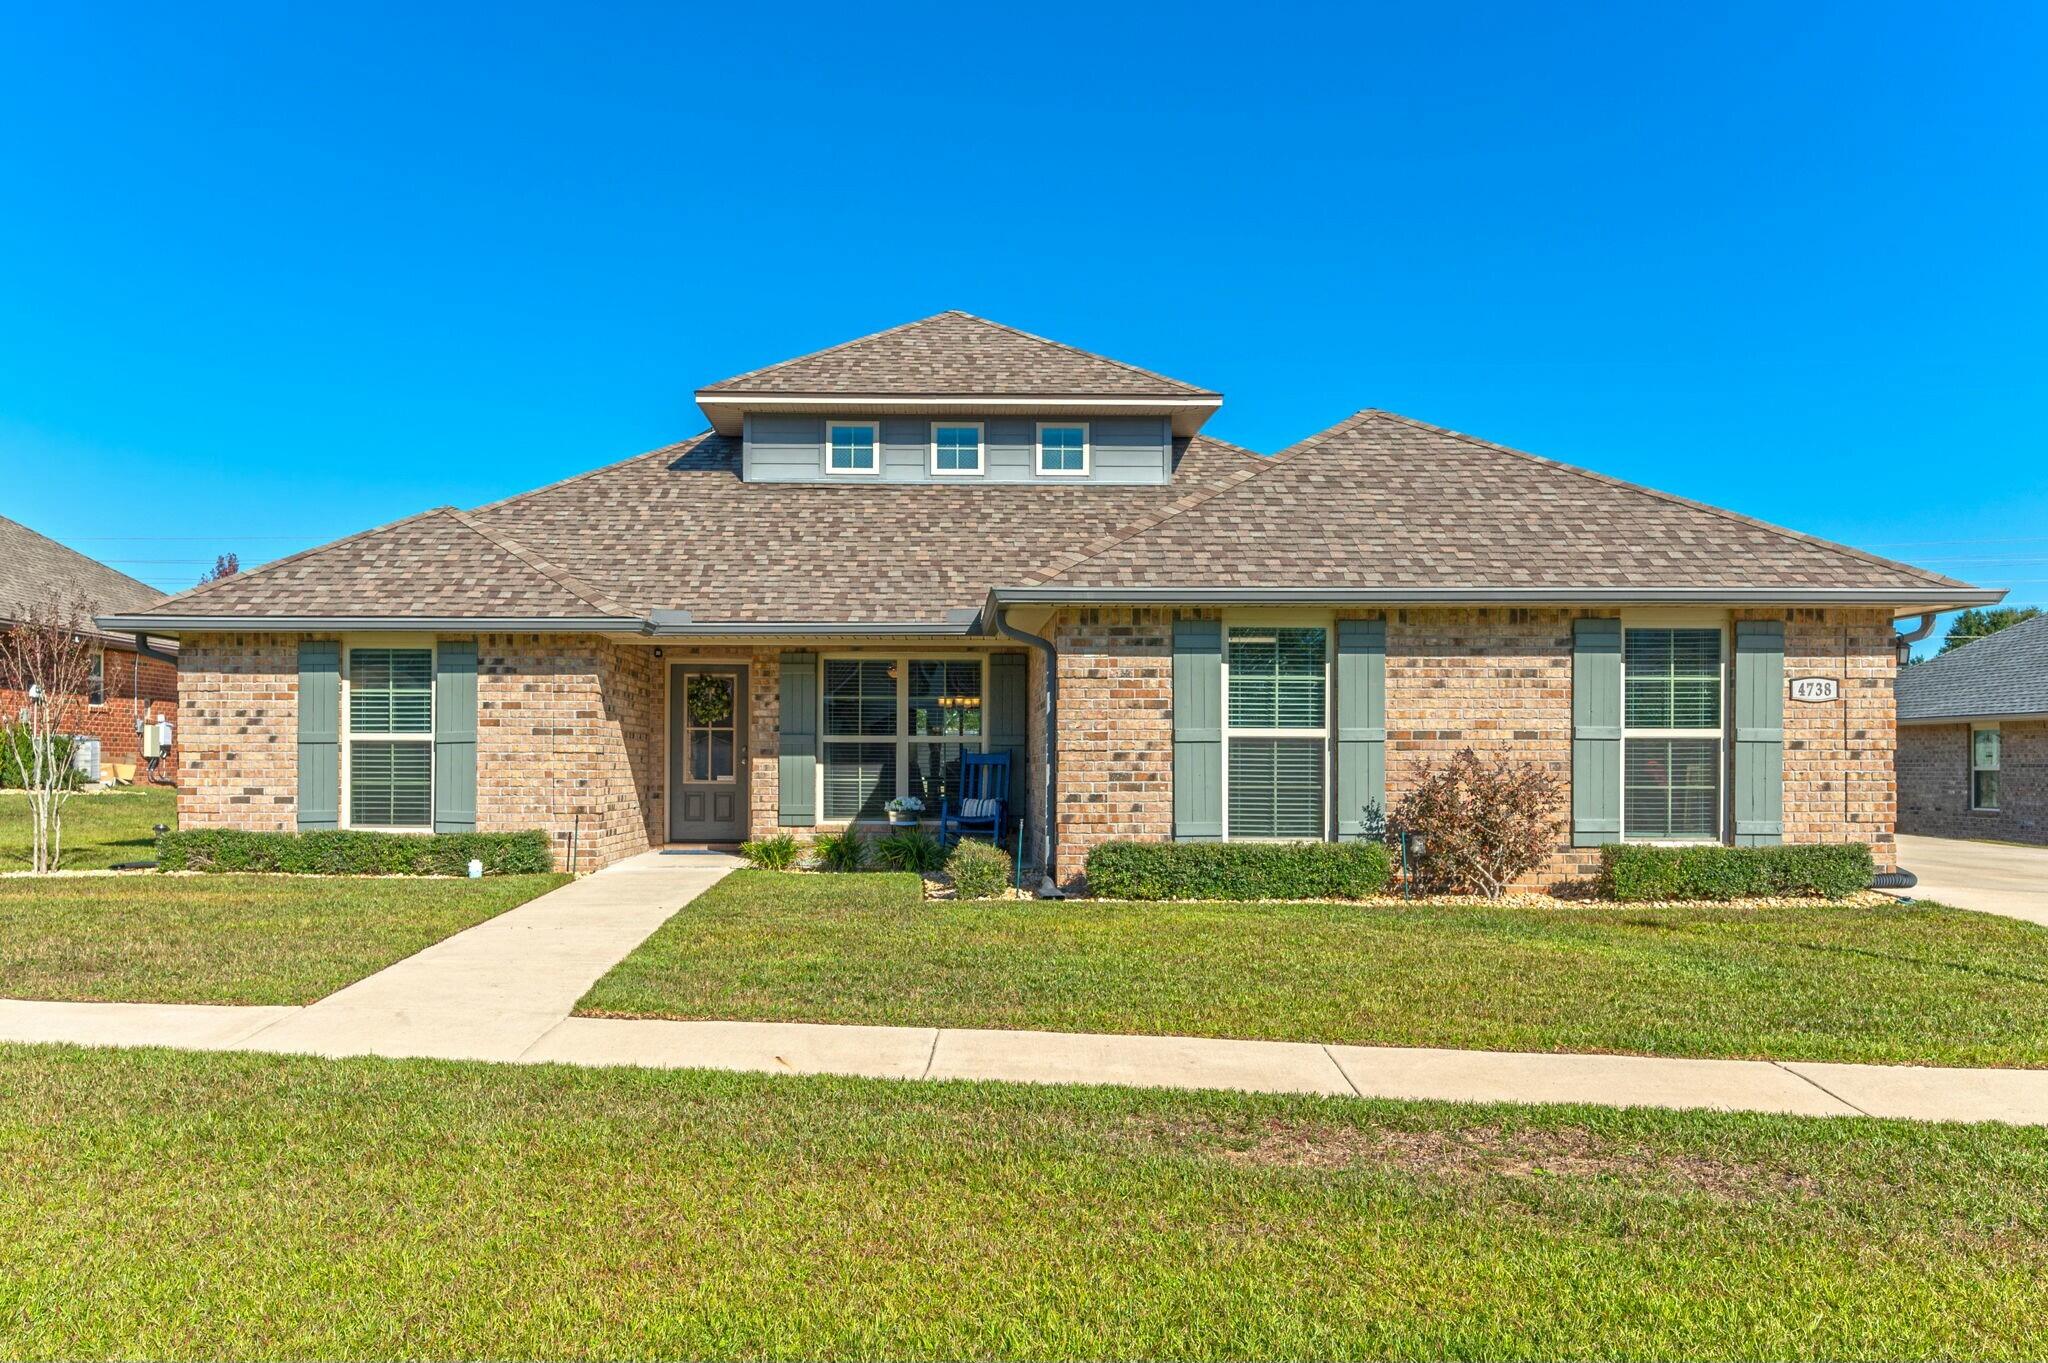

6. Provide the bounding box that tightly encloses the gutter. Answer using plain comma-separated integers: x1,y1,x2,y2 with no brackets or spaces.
984,586,2007,611
95,614,647,635
993,605,1063,899
1893,612,1939,665
128,633,177,666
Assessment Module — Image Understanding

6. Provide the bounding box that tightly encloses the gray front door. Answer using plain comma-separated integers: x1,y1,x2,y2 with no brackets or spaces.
670,665,748,842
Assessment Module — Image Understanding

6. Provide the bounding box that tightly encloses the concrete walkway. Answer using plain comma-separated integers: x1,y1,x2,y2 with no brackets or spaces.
238,849,743,1061
2,848,2047,1125
1894,834,2048,927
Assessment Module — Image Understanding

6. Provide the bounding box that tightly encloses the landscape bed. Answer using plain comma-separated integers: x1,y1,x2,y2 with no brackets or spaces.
0,1043,2043,1360
576,870,2048,1068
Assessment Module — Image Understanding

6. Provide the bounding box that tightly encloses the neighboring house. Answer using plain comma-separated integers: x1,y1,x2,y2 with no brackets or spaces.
1,514,179,781
99,312,1998,885
1897,613,2048,844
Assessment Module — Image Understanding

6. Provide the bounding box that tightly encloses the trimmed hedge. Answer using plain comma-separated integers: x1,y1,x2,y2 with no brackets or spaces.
1085,840,1393,901
944,838,1011,900
156,828,554,876
1601,842,1874,902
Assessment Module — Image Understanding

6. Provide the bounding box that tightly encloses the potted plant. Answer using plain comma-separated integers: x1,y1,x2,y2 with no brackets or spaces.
885,795,924,828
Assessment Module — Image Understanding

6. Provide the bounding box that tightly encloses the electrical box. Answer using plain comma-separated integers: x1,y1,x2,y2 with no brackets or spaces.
141,719,172,759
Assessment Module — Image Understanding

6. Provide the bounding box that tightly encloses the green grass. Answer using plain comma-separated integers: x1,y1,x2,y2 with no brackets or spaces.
578,871,2048,1068
0,786,176,871
0,874,567,1004
0,1044,2043,1359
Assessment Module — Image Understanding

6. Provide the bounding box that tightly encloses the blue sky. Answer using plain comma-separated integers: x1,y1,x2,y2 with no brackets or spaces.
3,2,2043,652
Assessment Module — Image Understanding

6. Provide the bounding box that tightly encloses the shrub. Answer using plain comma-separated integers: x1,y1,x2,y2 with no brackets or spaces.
739,833,801,870
945,837,1011,899
1389,748,1564,898
0,726,79,790
1602,843,1874,902
875,827,946,873
812,830,873,873
155,828,553,875
1084,840,1392,901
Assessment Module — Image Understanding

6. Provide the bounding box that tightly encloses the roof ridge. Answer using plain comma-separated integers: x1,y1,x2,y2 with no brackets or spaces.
467,432,715,518
946,311,1218,397
1185,433,1268,464
438,507,630,617
0,513,164,602
699,313,965,392
1359,409,1968,590
144,506,451,612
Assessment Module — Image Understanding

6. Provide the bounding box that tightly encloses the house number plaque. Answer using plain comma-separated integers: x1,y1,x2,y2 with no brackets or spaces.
1788,677,1839,703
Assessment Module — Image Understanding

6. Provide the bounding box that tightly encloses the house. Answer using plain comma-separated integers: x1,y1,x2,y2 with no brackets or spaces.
2,514,180,782
1897,614,2048,844
98,312,1999,885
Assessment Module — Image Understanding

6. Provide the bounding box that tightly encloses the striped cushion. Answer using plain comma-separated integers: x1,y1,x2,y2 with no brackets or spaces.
961,797,999,820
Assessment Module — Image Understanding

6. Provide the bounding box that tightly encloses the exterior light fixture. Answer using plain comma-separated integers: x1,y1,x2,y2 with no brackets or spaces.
1399,829,1427,899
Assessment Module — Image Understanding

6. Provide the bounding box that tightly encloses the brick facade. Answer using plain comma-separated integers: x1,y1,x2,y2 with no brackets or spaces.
0,641,179,784
1898,718,2048,845
1033,605,1901,889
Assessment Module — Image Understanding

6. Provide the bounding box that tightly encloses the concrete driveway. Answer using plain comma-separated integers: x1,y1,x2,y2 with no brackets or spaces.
1894,834,2048,927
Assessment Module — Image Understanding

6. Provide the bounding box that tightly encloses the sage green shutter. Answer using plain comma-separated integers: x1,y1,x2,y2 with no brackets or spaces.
987,652,1028,819
1732,619,1785,846
296,640,340,830
1172,618,1223,841
1334,618,1386,840
1571,618,1622,847
432,638,478,833
778,651,818,826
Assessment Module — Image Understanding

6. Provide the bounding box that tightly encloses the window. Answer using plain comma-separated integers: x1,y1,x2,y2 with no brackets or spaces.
1037,422,1089,476
346,646,433,829
1971,726,2001,811
929,422,984,476
821,656,984,819
1224,626,1327,838
827,421,878,474
1622,627,1723,840
88,648,104,706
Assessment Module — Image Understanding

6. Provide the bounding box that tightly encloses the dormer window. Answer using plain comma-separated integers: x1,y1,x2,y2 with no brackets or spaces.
930,422,984,476
828,422,878,474
1037,422,1090,476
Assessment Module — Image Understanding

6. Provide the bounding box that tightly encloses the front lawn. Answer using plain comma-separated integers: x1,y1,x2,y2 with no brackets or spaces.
577,871,2048,1068
0,873,567,1004
1,1044,2043,1359
0,785,176,871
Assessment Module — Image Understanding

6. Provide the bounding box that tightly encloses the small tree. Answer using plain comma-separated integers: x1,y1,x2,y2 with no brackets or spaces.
0,596,96,872
1940,606,2042,654
198,552,240,586
1389,748,1565,899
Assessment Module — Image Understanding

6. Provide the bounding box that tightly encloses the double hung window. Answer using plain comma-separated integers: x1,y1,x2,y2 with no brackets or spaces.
1971,726,2001,811
346,646,434,829
821,657,985,818
1622,627,1724,840
1224,626,1327,839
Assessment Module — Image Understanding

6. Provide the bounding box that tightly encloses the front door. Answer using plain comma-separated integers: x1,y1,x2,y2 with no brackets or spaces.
670,665,748,842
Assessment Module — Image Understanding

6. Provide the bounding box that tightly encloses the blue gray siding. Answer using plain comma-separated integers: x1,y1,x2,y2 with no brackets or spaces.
742,414,1173,485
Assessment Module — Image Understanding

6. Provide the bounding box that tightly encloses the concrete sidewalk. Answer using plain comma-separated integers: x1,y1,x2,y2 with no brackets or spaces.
237,849,741,1061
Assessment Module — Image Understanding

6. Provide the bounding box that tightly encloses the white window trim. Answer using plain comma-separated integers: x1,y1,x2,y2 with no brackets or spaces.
817,653,990,822
339,635,436,834
927,421,986,478
1619,619,1728,845
1219,616,1332,842
1034,421,1091,477
1970,722,2001,812
825,420,880,477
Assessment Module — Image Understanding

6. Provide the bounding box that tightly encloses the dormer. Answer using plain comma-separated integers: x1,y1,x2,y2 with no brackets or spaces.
694,311,1222,486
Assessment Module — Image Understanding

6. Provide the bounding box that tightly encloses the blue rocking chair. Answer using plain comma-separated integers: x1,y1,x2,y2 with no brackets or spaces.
938,751,1011,849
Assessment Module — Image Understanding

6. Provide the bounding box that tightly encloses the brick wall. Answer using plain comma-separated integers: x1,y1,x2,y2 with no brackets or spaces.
1898,718,2048,844
1037,606,1901,890
176,632,302,830
0,642,180,784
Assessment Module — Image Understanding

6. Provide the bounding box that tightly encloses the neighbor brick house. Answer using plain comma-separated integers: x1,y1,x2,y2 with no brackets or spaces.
2,514,179,782
100,312,1998,884
1897,614,2048,844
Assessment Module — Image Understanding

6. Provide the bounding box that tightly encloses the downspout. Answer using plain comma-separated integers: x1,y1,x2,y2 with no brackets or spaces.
129,633,176,667
1893,613,1937,665
994,606,1064,898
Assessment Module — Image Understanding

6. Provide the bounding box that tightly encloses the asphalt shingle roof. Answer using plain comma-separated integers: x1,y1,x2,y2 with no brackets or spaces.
0,514,166,637
1033,411,1971,594
1897,613,2048,721
698,311,1218,397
